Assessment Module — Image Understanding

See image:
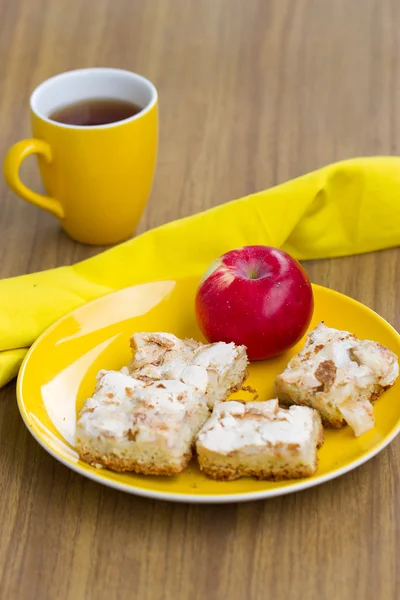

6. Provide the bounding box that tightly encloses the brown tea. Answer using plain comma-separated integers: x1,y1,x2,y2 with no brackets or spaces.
49,98,143,126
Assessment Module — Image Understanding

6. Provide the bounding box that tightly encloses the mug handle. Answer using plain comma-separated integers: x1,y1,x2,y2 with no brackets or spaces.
3,139,64,219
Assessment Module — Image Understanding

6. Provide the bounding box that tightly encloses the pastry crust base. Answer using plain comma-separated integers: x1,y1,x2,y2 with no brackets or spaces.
78,448,193,476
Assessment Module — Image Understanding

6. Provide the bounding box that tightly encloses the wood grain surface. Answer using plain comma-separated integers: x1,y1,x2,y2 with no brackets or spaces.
0,0,399,598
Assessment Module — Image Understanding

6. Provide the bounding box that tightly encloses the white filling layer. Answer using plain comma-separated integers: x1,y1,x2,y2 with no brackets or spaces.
76,370,207,453
129,333,248,407
197,399,317,455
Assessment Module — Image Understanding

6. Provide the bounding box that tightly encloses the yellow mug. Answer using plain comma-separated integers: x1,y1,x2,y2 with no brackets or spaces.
3,68,158,245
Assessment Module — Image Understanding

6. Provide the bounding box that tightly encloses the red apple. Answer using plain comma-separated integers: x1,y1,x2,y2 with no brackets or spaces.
195,245,314,360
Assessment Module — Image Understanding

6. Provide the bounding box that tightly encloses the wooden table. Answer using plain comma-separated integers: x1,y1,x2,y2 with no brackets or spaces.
0,0,399,598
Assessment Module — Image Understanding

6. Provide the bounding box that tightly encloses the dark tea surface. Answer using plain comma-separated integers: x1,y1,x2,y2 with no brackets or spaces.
49,98,142,126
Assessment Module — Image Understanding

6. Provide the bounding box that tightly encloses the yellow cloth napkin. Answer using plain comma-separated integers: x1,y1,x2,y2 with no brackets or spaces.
1,156,400,388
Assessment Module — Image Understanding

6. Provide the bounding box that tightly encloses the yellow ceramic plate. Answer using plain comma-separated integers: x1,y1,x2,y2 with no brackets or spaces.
17,277,400,503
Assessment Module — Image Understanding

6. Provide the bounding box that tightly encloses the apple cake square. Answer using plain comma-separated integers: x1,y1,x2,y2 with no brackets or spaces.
274,323,399,436
196,399,323,480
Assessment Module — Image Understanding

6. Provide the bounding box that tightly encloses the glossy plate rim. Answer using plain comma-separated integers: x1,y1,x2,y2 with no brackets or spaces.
16,283,400,504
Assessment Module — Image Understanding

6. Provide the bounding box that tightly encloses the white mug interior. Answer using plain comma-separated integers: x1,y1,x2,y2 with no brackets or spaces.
30,68,157,128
